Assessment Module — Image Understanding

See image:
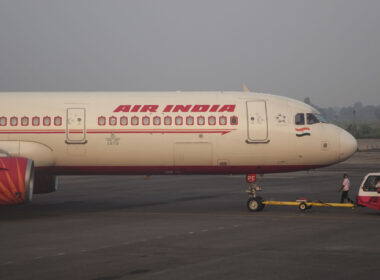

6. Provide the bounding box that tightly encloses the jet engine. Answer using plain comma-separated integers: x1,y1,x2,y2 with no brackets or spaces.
33,172,58,194
0,157,34,205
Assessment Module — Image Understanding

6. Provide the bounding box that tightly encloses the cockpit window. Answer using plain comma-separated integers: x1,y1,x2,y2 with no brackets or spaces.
295,113,305,125
363,176,380,192
315,114,328,123
306,113,320,125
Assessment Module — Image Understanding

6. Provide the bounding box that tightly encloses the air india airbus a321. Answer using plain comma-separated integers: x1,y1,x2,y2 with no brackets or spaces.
0,87,357,211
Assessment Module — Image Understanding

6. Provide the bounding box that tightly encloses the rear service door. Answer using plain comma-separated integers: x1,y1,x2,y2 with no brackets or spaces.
66,108,87,144
246,101,269,142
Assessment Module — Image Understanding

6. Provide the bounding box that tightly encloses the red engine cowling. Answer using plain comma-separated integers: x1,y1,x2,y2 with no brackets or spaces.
0,157,34,205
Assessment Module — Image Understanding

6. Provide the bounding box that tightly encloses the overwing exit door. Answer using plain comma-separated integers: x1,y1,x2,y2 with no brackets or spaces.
246,101,269,143
66,108,87,144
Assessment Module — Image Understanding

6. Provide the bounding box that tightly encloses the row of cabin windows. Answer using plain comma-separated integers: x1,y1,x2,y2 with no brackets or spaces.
0,116,62,127
98,116,239,126
295,113,327,125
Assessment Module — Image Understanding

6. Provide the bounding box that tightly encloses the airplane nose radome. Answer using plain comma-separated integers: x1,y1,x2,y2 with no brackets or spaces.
339,130,357,161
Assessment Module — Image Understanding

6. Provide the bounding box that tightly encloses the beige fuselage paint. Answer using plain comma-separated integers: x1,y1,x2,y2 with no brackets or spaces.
0,91,350,172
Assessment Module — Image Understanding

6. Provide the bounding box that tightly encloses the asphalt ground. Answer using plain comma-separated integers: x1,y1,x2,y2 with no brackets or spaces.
1,151,380,280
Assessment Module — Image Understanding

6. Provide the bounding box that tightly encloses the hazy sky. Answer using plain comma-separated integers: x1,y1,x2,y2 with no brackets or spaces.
0,0,379,107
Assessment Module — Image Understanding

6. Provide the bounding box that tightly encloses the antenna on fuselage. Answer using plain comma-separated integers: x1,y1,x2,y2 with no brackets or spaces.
242,83,250,93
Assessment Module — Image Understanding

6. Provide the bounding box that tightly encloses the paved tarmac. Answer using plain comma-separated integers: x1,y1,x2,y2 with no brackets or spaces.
1,152,380,280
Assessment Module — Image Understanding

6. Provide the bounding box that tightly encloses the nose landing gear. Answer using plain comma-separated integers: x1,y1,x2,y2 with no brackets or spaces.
246,174,265,212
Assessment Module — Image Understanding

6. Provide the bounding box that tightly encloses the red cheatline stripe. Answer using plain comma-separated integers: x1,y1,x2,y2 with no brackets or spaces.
295,127,310,132
0,130,65,134
86,129,234,135
0,129,235,135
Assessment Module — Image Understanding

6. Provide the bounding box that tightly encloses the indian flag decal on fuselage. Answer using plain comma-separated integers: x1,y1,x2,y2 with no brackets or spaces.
295,127,311,137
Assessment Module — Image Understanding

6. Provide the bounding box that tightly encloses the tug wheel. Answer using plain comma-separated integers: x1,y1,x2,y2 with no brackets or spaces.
298,202,308,212
247,197,265,212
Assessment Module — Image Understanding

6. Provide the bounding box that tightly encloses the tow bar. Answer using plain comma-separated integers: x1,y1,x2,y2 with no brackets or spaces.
262,199,355,212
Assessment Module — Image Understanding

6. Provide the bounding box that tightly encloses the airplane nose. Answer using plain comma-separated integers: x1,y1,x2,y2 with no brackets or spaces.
339,129,357,161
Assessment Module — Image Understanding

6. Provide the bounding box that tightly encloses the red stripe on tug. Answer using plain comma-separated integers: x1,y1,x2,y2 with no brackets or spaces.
357,196,380,210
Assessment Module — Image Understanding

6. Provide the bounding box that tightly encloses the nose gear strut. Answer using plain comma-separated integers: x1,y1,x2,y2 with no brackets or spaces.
245,174,265,211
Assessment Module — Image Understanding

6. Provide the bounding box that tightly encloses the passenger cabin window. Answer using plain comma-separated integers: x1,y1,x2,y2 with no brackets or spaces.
197,116,205,125
120,116,128,126
164,116,172,125
220,116,227,125
363,176,380,192
10,117,18,126
0,117,6,126
32,117,40,126
230,116,238,125
21,117,29,126
175,116,183,126
131,116,139,126
109,116,117,126
307,113,320,125
43,117,51,126
142,116,150,125
295,113,305,125
153,116,161,126
98,116,106,126
208,116,216,126
54,116,62,126
186,116,194,125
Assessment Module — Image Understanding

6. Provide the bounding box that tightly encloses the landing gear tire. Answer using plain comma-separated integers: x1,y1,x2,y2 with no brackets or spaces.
298,202,308,212
247,197,265,212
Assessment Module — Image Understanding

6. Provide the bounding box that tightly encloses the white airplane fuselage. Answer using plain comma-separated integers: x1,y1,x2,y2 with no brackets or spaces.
0,91,356,177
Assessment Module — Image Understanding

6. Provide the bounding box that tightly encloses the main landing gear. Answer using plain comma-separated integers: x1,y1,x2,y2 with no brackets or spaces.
245,174,265,212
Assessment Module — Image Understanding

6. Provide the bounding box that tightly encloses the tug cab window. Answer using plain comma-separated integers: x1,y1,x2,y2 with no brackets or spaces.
363,176,380,192
295,113,305,125
306,113,320,125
